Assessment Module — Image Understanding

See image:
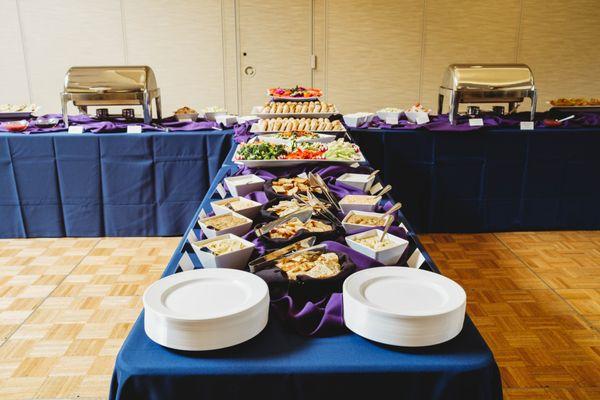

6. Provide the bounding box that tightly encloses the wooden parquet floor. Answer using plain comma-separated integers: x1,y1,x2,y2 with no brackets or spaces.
0,232,598,399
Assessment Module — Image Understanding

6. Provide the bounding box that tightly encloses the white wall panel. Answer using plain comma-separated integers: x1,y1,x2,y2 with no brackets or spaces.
18,0,125,114
0,0,30,105
122,0,226,115
325,0,423,113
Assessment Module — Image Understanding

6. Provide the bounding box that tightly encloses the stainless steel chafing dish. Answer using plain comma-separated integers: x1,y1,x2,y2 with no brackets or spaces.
61,66,162,126
438,64,536,124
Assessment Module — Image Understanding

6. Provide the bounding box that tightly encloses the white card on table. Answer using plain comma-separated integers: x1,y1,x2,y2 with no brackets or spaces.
407,248,426,269
178,252,195,271
215,183,227,199
469,118,484,127
369,182,383,195
68,126,83,134
186,229,198,243
520,121,534,130
127,125,142,134
415,114,430,124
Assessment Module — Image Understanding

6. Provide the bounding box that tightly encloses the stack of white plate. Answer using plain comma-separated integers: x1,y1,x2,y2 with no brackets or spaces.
343,267,466,347
144,268,269,351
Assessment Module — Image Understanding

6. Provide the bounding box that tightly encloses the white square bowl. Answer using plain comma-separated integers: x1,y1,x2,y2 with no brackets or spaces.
224,174,265,197
211,197,262,219
191,233,256,269
343,114,362,128
203,111,227,121
404,111,430,124
342,210,393,234
198,211,253,238
339,195,381,214
215,114,238,127
345,229,409,265
337,173,375,193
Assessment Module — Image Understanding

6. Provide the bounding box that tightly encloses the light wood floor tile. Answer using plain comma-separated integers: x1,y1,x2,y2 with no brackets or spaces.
1,234,598,399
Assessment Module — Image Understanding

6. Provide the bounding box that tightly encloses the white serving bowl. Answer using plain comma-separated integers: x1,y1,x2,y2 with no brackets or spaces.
224,174,265,197
215,114,238,127
337,173,375,193
404,110,430,124
345,229,409,265
339,195,381,214
341,210,393,234
198,211,253,238
191,234,255,269
175,112,199,122
204,111,227,121
211,197,262,219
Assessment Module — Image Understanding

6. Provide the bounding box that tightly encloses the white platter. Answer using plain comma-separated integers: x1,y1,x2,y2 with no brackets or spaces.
0,112,34,119
255,112,337,119
144,268,269,351
232,143,366,167
259,133,337,145
343,267,466,347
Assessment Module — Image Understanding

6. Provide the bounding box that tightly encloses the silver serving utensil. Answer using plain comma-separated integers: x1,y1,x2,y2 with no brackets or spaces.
557,115,575,123
309,172,341,211
298,192,342,226
383,202,402,215
254,206,313,237
248,236,316,272
378,216,394,244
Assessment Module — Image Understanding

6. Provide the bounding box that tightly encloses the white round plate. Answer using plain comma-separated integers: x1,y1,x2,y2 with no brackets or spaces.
144,268,269,351
343,267,466,347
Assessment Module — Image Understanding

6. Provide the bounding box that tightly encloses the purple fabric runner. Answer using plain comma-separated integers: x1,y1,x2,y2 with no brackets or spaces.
351,112,600,131
0,114,218,133
218,163,409,336
233,121,255,143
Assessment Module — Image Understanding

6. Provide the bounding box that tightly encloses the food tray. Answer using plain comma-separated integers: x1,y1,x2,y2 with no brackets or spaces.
255,112,338,119
0,112,34,119
232,144,366,168
548,105,600,112
259,133,337,145
250,124,346,134
271,96,320,102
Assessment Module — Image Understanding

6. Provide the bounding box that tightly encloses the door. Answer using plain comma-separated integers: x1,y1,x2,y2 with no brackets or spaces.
237,0,313,114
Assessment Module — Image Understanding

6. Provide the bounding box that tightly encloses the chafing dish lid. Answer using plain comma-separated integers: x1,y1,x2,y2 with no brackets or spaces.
63,66,158,94
441,64,534,91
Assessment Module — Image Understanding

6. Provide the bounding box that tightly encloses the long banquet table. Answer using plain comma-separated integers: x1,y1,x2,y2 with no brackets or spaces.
350,127,600,233
0,130,232,238
109,144,503,400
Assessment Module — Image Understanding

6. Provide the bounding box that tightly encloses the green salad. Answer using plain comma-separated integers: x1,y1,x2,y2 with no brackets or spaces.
322,139,361,160
235,141,288,160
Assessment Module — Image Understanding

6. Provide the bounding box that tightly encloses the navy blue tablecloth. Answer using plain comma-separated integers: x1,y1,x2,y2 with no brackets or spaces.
350,127,600,232
109,157,502,400
0,130,232,237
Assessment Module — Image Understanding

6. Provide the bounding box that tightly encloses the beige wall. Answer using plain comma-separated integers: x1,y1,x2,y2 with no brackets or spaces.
1,0,599,115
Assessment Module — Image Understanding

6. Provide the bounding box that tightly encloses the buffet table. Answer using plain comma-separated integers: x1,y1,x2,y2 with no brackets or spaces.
109,145,502,400
350,127,600,233
0,130,232,237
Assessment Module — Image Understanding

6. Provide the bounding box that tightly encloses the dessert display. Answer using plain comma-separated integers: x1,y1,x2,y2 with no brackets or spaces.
275,251,341,280
268,218,332,240
261,101,336,115
201,213,249,231
174,106,199,121
255,117,345,132
271,177,321,196
549,98,600,106
269,86,323,100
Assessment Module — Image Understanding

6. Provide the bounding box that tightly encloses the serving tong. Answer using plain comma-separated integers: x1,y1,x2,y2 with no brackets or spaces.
293,192,343,227
254,206,313,237
248,236,317,272
308,172,341,212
